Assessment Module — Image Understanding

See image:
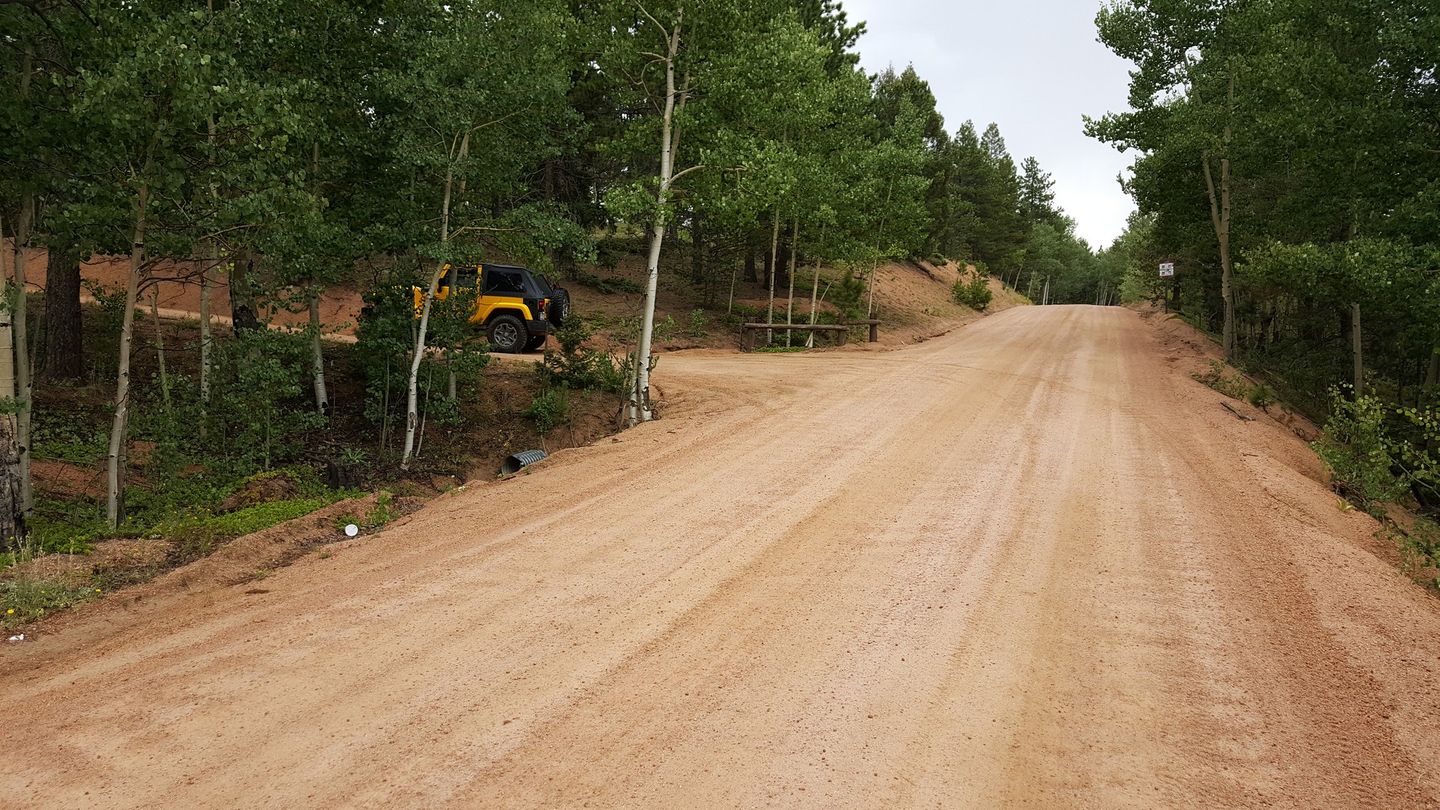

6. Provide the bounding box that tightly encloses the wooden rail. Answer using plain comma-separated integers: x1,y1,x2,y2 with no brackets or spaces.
739,320,880,352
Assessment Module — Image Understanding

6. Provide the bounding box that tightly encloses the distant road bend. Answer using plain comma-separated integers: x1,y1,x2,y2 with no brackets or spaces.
4,306,1440,808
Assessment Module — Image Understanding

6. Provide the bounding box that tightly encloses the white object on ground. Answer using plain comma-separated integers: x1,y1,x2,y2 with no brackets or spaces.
344,524,360,538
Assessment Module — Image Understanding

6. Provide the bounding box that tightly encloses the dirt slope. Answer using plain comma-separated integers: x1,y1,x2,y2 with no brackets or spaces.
4,306,1439,808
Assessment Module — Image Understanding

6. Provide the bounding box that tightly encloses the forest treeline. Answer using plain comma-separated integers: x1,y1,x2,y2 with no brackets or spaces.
1,1,1104,538
1090,1,1440,531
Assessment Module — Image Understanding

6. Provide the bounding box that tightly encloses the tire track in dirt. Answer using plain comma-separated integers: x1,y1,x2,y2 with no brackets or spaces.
3,305,1438,808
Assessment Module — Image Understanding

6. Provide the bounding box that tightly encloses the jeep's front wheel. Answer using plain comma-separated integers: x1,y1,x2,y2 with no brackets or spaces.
487,314,527,353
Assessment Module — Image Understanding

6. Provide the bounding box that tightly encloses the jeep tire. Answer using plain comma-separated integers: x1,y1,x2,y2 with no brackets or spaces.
487,314,527,353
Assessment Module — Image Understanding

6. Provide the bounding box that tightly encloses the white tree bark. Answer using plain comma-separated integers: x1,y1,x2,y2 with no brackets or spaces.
11,197,33,518
150,286,170,410
765,208,780,345
785,218,798,347
107,182,150,529
806,254,822,349
632,8,684,426
199,263,212,405
0,218,23,542
309,291,329,414
402,130,468,468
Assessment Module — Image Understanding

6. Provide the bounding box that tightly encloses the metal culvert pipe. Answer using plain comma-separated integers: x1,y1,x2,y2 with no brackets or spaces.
501,449,548,475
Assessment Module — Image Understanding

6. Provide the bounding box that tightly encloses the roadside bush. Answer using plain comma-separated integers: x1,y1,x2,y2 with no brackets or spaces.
539,316,627,394
1315,388,1408,509
952,275,993,311
828,269,868,320
525,387,571,435
688,308,708,337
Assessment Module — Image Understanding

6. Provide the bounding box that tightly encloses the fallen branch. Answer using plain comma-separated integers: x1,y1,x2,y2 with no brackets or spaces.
1221,401,1254,422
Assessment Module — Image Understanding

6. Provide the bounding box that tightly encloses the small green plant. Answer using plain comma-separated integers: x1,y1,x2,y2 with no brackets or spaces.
367,491,396,527
1193,360,1269,404
688,308,708,337
952,275,993,310
525,387,571,435
1247,383,1277,409
2,576,98,631
1393,517,1440,589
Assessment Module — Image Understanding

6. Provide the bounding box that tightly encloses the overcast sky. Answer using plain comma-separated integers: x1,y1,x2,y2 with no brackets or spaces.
842,0,1137,249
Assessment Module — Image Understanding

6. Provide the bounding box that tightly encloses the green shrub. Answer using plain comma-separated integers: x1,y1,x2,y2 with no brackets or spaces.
688,308,708,337
1315,389,1407,510
828,269,869,320
952,275,993,311
539,315,628,394
525,387,571,435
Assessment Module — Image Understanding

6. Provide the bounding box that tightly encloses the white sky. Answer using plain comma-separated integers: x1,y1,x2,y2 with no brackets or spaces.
843,0,1138,249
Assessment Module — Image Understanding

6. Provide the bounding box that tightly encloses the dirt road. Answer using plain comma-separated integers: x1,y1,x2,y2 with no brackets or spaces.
5,306,1439,808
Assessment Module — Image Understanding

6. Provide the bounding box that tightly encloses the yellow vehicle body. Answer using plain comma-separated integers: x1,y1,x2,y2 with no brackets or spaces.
411,263,564,353
411,265,540,325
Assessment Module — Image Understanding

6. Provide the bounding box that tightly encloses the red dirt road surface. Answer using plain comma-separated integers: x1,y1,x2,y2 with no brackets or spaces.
4,306,1439,808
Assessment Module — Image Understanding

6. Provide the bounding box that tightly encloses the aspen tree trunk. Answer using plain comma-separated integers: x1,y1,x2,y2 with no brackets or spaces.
806,263,822,349
199,262,212,406
784,218,798,348
150,286,170,410
866,264,877,319
12,46,34,520
11,196,34,518
402,130,467,468
632,9,684,426
107,182,149,529
309,292,328,414
0,219,23,543
1202,74,1237,359
1351,303,1364,396
765,207,780,346
308,142,328,414
201,102,218,409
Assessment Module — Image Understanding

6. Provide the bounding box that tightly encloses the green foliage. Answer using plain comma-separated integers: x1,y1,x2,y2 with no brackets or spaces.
525,388,571,436
155,497,334,562
1315,389,1409,511
539,316,628,394
1191,360,1275,409
688,309,709,337
952,275,993,311
1090,0,1440,421
2,576,98,631
356,279,421,426
827,269,868,320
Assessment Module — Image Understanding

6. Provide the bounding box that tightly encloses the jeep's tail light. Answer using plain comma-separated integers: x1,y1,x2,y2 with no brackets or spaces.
539,299,549,313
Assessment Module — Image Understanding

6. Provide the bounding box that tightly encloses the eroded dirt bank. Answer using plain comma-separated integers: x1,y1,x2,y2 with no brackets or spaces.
3,306,1438,808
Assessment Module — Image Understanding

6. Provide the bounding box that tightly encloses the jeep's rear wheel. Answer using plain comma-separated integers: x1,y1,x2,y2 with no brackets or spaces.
487,314,527,353
548,289,570,328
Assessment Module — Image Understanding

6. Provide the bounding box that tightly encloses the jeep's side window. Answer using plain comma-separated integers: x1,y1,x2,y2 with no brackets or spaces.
484,269,525,295
455,267,479,289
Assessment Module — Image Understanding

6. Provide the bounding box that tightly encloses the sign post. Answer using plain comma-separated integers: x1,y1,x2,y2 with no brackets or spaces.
1158,263,1176,312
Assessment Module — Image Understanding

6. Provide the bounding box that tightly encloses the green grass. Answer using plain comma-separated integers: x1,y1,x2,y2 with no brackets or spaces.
3,576,99,631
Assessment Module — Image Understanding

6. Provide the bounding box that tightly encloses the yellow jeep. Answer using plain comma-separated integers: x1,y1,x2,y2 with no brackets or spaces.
414,263,571,353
